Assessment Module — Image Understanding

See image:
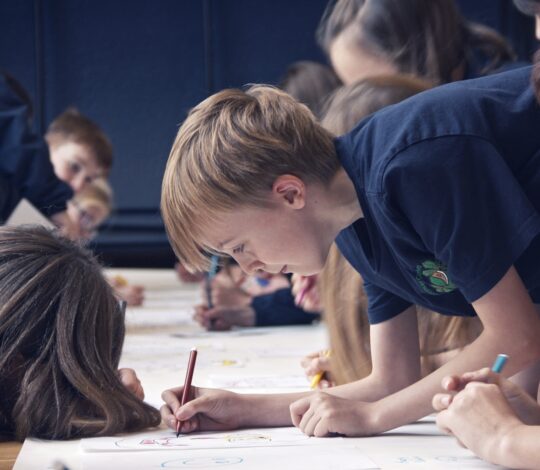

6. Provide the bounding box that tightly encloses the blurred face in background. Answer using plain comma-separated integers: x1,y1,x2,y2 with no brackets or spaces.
49,141,102,193
67,197,109,240
329,31,397,85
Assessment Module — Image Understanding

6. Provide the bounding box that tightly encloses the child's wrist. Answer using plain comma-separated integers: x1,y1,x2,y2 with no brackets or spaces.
364,400,387,434
494,421,527,468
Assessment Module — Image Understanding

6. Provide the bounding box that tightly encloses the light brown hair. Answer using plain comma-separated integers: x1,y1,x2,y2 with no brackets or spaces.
279,61,341,118
0,226,160,440
45,108,113,173
318,76,481,384
74,177,113,216
317,0,515,84
321,74,432,132
161,85,339,272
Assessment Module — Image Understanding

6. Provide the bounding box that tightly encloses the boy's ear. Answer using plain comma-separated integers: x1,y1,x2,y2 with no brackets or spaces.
272,175,306,209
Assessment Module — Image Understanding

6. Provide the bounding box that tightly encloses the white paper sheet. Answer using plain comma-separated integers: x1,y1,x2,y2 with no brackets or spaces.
81,445,379,470
207,374,309,389
6,198,55,228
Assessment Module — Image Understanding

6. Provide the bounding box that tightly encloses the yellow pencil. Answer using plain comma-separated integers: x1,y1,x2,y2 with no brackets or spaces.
310,350,332,389
113,275,129,287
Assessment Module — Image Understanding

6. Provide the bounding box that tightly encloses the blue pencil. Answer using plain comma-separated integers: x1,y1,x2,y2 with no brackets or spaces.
491,354,509,373
205,255,220,309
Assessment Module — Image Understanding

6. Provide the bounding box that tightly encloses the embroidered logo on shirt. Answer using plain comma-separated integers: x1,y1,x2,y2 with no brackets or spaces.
415,260,456,294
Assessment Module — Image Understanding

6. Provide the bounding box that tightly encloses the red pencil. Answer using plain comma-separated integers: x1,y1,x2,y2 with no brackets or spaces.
176,347,198,437
296,275,316,306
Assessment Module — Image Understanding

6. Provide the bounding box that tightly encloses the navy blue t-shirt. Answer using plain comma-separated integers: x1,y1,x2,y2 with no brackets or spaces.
335,66,540,324
0,74,72,220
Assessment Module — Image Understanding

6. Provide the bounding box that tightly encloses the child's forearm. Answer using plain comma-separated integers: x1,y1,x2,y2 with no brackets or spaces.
239,391,310,427
323,372,405,402
365,330,540,433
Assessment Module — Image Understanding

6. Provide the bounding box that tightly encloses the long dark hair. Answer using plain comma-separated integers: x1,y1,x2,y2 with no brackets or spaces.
317,0,516,84
513,0,540,103
0,226,160,440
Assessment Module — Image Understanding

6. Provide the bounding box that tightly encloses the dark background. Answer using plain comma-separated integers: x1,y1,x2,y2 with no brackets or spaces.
0,0,536,267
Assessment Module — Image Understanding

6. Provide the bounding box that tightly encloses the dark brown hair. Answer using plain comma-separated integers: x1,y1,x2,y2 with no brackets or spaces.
279,61,341,118
513,0,540,103
45,108,113,173
317,0,516,84
0,226,160,440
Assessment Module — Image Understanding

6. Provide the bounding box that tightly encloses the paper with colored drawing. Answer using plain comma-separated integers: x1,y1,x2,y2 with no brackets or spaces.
81,427,331,452
81,445,380,470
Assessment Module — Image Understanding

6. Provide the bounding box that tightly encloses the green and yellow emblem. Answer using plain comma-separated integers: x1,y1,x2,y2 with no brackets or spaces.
415,260,456,295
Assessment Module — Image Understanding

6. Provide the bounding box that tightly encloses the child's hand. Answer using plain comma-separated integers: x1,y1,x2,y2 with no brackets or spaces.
193,305,256,330
175,262,205,283
433,368,540,425
300,351,334,388
115,284,145,306
289,393,378,437
290,274,321,312
119,368,145,400
160,385,244,433
434,381,524,466
206,273,252,308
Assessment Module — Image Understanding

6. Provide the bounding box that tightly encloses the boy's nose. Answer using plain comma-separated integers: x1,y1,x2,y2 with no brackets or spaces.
238,258,264,275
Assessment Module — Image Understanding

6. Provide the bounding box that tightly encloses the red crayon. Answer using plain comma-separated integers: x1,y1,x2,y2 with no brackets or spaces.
176,347,198,437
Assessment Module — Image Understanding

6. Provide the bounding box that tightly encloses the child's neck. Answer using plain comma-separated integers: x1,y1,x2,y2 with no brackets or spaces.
317,167,363,234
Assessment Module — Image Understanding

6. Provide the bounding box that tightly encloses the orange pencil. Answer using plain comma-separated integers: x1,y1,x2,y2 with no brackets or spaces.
176,347,198,437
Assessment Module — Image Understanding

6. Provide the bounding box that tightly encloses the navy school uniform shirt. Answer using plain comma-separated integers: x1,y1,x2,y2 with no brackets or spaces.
251,287,320,327
0,74,72,221
335,65,540,325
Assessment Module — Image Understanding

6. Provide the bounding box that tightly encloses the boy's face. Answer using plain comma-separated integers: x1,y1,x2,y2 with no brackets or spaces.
205,205,330,276
202,176,338,276
49,142,103,193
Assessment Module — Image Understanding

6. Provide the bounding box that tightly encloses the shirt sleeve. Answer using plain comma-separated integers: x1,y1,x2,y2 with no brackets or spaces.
363,280,412,324
381,135,540,303
0,77,72,217
251,288,320,327
9,142,73,216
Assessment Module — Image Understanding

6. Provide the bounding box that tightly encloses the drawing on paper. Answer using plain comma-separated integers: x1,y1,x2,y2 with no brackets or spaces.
114,430,309,449
161,456,243,467
81,427,318,452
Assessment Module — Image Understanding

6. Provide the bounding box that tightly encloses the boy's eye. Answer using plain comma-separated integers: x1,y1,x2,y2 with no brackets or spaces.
70,162,82,174
232,244,244,254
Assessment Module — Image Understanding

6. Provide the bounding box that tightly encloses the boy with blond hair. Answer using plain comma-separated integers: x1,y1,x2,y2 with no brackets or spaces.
160,66,540,438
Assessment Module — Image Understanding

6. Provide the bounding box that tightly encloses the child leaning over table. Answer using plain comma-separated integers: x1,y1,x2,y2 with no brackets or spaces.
160,65,540,438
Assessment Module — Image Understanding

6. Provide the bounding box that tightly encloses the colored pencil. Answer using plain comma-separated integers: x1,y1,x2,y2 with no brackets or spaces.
176,347,198,437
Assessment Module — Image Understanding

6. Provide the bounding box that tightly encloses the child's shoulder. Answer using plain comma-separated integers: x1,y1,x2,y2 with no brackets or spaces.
338,66,536,193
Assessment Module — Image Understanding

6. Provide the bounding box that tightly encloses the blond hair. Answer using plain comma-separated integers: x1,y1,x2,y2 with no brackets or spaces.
73,177,113,217
161,85,339,271
321,244,481,384
45,108,113,173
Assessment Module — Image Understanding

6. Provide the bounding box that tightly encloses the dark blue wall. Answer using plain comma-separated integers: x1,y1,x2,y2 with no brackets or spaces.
0,0,536,266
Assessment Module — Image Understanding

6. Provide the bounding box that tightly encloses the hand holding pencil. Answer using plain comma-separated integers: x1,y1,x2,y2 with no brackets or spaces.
301,350,334,389
161,383,245,434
